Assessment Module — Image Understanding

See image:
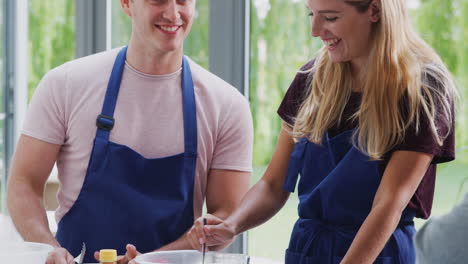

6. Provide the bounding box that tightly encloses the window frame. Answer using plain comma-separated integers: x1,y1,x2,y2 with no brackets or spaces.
1,0,28,213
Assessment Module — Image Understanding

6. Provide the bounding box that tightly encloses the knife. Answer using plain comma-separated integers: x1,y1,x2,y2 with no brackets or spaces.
73,242,86,264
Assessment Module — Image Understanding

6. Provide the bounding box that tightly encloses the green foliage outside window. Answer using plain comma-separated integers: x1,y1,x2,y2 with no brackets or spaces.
28,0,75,99
414,0,468,160
250,0,321,165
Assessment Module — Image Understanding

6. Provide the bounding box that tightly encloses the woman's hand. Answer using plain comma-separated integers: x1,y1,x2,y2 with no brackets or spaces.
187,214,236,251
203,217,237,248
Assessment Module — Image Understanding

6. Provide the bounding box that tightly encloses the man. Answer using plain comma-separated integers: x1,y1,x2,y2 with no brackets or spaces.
7,0,252,263
414,194,468,264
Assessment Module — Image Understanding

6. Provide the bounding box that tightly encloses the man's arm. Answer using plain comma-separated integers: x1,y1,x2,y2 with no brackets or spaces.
414,194,468,264
7,134,61,247
202,169,251,250
205,169,251,220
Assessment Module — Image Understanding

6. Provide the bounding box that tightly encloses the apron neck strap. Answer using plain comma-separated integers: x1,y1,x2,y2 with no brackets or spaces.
96,47,198,155
181,57,197,155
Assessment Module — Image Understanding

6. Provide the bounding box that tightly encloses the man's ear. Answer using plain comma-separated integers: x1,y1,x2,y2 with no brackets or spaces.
121,0,133,17
369,0,381,23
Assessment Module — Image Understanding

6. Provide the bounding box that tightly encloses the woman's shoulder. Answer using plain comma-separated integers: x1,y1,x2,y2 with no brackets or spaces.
421,62,454,92
291,58,317,89
277,59,317,125
299,59,316,71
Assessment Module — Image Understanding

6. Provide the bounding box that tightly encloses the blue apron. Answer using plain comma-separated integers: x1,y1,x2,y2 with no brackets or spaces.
56,47,197,263
284,130,416,264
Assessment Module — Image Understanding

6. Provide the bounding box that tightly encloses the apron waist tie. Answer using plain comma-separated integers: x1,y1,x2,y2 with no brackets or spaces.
297,214,415,256
298,216,414,233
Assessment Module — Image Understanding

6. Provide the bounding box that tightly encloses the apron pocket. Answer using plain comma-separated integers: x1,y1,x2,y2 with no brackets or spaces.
333,256,393,264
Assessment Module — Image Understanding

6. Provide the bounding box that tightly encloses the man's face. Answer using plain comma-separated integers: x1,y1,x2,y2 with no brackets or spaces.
124,0,196,54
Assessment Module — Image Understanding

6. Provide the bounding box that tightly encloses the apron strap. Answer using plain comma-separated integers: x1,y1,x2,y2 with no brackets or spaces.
283,138,308,192
94,48,198,156
96,46,128,141
181,56,197,155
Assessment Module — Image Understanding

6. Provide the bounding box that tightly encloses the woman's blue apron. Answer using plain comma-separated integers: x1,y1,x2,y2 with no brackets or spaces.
284,130,416,264
56,47,197,263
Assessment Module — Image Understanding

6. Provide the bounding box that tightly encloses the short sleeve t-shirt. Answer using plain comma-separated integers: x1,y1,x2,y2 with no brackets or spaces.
22,48,254,223
277,60,455,219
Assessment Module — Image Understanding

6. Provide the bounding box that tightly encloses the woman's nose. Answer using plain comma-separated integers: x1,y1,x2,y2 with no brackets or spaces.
311,18,322,37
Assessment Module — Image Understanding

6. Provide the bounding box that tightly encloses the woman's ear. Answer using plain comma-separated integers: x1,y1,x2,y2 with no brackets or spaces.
369,0,381,23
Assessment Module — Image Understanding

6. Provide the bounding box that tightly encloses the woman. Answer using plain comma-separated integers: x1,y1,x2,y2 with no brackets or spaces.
189,0,456,263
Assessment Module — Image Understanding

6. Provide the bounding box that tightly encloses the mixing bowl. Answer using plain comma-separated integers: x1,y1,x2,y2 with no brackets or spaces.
135,250,250,264
0,241,54,264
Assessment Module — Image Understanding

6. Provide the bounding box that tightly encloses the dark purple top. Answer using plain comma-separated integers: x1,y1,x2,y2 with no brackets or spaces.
277,60,455,219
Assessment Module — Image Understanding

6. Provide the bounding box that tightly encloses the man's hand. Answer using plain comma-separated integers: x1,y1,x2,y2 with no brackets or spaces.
45,247,74,264
94,244,140,264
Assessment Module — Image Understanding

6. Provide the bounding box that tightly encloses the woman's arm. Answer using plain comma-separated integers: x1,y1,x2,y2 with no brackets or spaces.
200,122,296,246
340,150,433,264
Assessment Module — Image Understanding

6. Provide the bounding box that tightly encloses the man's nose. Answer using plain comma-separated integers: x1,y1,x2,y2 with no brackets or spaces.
162,0,181,22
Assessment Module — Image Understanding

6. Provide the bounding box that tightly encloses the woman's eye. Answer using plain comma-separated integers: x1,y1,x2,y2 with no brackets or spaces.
308,12,314,17
325,17,338,22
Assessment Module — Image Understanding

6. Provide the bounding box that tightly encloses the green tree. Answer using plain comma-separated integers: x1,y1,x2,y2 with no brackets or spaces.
250,0,321,165
28,0,75,99
184,0,209,68
414,0,468,163
454,0,468,159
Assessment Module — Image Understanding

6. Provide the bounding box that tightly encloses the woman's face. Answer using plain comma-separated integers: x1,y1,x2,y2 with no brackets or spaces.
307,0,379,70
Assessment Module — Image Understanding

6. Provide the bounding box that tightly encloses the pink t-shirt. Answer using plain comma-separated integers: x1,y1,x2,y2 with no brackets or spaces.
22,48,253,223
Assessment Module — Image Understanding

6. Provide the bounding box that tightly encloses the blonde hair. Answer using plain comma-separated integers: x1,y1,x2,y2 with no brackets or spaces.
293,0,457,160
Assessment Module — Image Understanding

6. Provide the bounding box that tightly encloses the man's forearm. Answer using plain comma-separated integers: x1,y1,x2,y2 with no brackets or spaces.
155,231,192,251
7,178,60,247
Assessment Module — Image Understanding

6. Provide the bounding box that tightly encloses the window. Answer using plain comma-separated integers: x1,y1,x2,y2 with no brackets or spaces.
0,0,5,213
248,0,321,260
28,0,75,211
28,0,75,98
